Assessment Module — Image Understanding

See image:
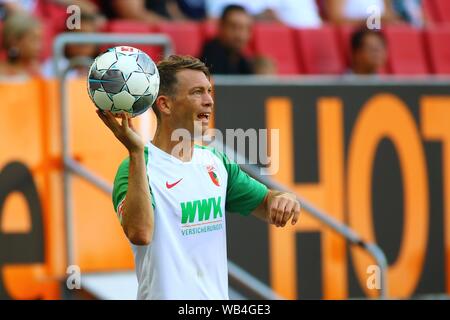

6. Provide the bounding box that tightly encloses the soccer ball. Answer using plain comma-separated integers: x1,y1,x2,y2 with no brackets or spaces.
87,46,160,117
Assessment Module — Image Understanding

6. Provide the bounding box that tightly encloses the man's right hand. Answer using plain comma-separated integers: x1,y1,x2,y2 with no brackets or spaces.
96,110,145,154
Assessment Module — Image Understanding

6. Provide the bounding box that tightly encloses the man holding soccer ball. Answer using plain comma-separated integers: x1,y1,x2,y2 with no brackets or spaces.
96,54,301,300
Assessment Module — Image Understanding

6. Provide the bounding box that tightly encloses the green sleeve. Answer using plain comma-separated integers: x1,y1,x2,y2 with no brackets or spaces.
112,146,155,223
200,145,269,216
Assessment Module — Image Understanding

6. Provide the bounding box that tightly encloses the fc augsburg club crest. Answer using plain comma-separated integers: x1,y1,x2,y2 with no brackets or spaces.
206,165,220,186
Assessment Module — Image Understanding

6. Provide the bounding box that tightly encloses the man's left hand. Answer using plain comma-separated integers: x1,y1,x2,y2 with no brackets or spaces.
268,192,301,227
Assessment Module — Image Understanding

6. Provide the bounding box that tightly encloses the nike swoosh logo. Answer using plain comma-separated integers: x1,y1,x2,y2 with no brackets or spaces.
166,178,183,189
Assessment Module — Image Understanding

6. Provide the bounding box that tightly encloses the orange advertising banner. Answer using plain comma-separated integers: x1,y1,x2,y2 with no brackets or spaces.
1,78,449,299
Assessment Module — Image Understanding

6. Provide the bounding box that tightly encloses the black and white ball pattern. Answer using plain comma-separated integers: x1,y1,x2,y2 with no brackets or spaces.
87,46,160,116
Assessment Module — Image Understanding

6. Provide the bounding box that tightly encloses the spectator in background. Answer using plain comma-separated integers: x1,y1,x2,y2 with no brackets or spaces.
348,28,387,75
392,0,424,28
200,4,253,74
325,0,401,26
252,55,276,75
42,13,100,78
100,0,202,23
0,12,42,78
206,0,322,28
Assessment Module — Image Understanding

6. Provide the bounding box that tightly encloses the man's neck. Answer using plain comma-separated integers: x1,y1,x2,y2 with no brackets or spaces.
352,63,377,75
152,125,195,162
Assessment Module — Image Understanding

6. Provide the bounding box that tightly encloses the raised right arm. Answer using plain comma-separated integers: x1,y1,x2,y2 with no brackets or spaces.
98,111,154,245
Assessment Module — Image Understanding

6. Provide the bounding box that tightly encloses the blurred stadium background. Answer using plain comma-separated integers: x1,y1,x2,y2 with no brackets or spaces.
1,0,450,300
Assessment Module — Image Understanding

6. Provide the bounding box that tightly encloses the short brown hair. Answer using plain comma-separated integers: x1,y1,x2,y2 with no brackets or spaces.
153,55,210,118
351,27,386,53
2,13,41,50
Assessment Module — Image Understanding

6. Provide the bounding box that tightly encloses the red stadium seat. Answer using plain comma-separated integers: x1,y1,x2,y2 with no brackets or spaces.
37,2,69,33
425,27,450,74
383,26,429,75
106,20,152,34
295,26,345,74
105,20,162,61
433,0,450,24
202,20,218,41
155,22,203,57
423,0,439,25
335,24,357,66
252,23,300,74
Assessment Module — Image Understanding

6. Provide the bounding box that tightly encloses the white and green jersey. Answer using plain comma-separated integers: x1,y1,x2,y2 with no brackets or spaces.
112,142,268,300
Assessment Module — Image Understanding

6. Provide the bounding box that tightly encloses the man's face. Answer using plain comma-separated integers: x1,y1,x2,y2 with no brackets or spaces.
167,69,214,139
355,34,387,73
219,10,253,52
18,26,43,60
